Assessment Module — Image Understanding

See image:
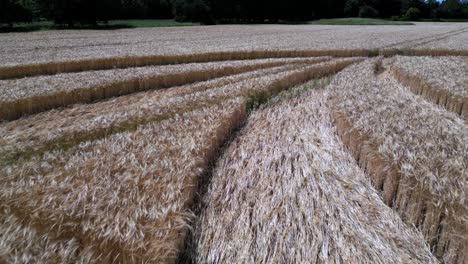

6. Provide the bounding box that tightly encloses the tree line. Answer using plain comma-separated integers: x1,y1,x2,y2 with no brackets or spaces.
1,0,467,26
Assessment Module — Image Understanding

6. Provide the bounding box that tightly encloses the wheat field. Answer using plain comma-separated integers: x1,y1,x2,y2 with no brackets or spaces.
0,23,467,263
389,56,468,118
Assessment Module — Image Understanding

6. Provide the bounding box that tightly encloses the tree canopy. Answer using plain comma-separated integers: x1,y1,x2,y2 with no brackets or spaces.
1,0,467,26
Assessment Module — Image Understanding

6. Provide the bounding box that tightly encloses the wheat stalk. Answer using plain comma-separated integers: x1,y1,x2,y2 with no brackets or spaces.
0,58,360,166
193,84,436,263
0,100,247,263
0,57,330,121
389,56,468,119
328,58,467,263
1,24,466,78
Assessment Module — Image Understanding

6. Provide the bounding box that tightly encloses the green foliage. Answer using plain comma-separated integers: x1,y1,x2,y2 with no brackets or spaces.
344,0,384,17
2,0,467,28
359,5,379,18
404,7,421,20
439,0,468,18
345,0,364,17
0,0,32,25
147,0,173,19
425,0,441,18
18,0,42,19
173,0,213,23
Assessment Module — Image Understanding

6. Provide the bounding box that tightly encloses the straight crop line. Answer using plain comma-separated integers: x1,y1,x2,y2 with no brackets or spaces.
0,101,249,263
2,48,467,81
328,59,466,262
390,66,468,119
330,108,466,260
0,98,224,166
0,50,373,79
0,58,329,121
0,59,361,262
381,26,468,50
1,58,360,169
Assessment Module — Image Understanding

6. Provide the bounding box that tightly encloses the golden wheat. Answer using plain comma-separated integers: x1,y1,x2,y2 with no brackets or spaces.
0,57,330,121
380,26,468,55
1,22,466,263
0,58,360,166
389,56,468,118
0,100,246,263
0,56,364,262
0,213,101,263
0,64,300,165
328,58,467,263
415,28,468,51
1,23,466,78
193,84,436,263
1,24,464,57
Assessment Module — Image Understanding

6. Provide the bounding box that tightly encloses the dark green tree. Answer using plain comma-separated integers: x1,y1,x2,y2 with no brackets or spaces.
0,0,32,26
425,0,441,18
359,5,379,17
344,0,377,17
404,7,421,20
374,0,401,17
147,0,173,19
173,0,212,23
5,0,468,28
439,0,467,18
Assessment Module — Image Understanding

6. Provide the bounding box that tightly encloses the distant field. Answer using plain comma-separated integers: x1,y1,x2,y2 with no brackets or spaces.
0,23,467,263
1,23,467,78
